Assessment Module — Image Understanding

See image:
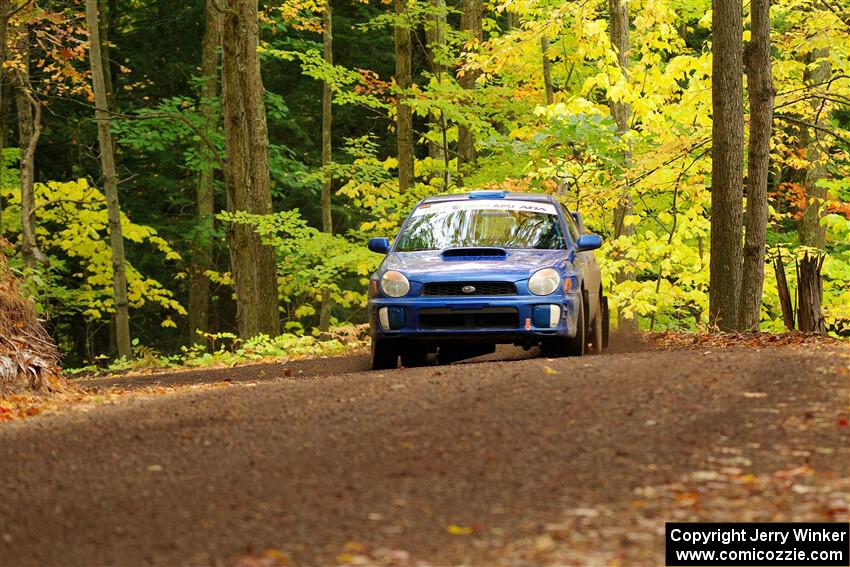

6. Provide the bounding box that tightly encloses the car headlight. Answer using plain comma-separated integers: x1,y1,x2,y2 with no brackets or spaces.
528,268,561,296
381,270,410,297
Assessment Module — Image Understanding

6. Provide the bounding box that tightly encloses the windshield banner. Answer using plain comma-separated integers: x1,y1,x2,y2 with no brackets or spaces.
412,200,558,217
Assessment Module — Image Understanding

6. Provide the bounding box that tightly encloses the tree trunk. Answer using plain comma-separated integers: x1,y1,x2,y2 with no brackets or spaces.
188,0,221,342
0,0,8,200
98,0,116,110
457,0,482,171
425,0,447,168
541,36,553,105
773,250,795,330
608,0,634,237
608,0,637,332
394,0,414,194
221,0,279,339
12,24,44,268
708,0,744,331
737,0,774,331
319,0,333,333
85,0,132,359
796,252,825,334
797,49,830,248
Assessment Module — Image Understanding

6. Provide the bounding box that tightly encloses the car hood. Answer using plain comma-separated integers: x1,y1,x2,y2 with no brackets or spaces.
383,249,569,282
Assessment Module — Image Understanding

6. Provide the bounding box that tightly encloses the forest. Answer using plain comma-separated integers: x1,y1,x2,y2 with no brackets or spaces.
0,0,848,369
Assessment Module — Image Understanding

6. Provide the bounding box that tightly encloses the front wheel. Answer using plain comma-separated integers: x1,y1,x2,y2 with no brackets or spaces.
565,295,587,356
371,338,398,370
588,295,605,354
601,296,610,349
541,296,586,357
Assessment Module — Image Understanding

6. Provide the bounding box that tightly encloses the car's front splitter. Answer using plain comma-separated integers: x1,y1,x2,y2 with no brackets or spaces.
369,293,581,344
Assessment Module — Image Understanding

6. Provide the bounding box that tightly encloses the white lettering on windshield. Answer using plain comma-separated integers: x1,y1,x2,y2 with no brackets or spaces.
410,200,558,217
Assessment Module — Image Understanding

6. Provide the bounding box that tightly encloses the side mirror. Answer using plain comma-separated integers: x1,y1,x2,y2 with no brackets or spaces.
367,237,390,254
575,234,602,252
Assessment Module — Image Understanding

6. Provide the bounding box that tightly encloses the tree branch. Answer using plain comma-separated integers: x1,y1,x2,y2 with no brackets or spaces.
2,0,34,23
774,113,850,146
101,107,227,171
774,92,850,110
31,196,105,215
775,74,849,97
820,0,850,30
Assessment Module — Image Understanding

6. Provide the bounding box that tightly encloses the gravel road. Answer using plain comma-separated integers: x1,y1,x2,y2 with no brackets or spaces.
1,342,848,566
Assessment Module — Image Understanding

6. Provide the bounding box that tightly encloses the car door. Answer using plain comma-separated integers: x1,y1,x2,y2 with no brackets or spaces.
562,206,601,321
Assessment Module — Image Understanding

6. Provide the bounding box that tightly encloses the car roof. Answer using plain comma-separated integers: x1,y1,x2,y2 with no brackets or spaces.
420,190,558,205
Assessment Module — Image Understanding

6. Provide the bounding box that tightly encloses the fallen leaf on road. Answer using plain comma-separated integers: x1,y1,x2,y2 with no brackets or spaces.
691,471,724,482
774,466,814,479
534,534,556,552
263,549,290,565
543,366,559,375
447,524,474,536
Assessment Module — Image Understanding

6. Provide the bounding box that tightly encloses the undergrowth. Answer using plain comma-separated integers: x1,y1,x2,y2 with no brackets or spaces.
65,325,368,376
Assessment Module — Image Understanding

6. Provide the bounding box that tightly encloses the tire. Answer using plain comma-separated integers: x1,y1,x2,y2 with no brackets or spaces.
601,295,610,349
565,294,586,356
541,295,586,357
588,294,604,354
401,345,429,367
370,338,398,370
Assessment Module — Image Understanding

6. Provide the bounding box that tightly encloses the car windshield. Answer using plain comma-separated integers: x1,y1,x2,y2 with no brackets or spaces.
394,200,566,252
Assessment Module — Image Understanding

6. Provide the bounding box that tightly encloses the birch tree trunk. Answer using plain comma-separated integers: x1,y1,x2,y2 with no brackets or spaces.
608,0,637,331
394,0,414,194
737,0,774,331
457,0,482,172
221,0,279,339
708,0,744,331
98,0,116,110
319,0,333,333
188,0,221,342
13,24,44,268
85,0,132,359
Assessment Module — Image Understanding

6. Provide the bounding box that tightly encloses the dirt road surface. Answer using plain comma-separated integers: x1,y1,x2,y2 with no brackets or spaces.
2,340,849,566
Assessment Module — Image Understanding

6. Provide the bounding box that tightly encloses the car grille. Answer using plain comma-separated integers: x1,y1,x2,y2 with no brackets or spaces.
422,281,517,297
419,307,518,330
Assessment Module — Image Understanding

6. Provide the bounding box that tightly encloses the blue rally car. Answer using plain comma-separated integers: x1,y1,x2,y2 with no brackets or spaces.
366,190,609,369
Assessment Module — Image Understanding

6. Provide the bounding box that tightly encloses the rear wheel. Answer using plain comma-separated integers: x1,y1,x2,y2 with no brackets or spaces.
370,338,398,370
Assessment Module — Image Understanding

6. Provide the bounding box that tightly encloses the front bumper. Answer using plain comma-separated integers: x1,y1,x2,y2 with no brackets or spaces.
369,292,582,344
